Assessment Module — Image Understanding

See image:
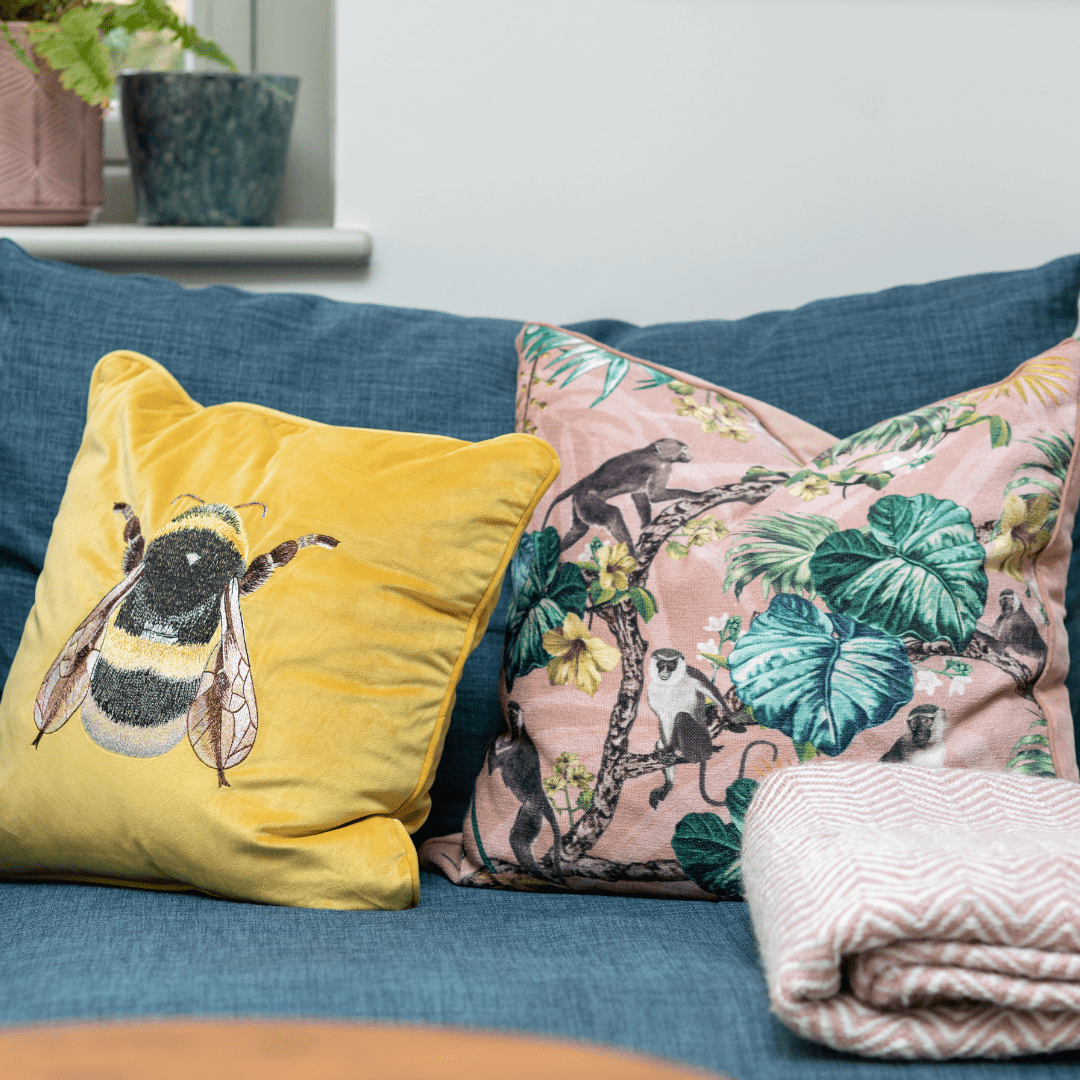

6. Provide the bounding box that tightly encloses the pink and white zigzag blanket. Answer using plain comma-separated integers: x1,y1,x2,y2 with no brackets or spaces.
740,761,1080,1059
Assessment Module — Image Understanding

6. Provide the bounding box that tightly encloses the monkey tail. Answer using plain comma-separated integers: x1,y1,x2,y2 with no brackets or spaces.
540,790,565,881
540,485,574,531
698,761,725,806
738,739,779,781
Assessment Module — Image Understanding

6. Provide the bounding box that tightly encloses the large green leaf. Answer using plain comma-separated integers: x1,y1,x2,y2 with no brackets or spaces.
723,777,758,830
813,399,1009,468
671,814,740,897
810,493,987,651
728,594,913,756
723,513,837,600
503,527,587,690
671,778,758,898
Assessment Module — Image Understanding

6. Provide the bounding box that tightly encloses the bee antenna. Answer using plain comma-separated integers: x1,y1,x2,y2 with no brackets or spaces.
234,501,268,518
171,493,205,506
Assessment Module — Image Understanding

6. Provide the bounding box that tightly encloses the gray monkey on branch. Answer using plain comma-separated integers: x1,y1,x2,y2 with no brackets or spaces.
487,702,565,884
992,589,1047,660
541,439,709,557
646,648,726,809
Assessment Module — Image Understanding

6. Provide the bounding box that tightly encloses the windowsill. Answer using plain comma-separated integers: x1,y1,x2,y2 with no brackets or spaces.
0,224,371,265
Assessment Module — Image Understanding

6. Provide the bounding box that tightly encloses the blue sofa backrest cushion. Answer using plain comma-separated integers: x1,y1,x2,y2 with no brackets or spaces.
0,239,1076,842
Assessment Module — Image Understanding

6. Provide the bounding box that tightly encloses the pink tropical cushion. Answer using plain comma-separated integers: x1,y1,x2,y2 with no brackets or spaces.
421,324,1080,898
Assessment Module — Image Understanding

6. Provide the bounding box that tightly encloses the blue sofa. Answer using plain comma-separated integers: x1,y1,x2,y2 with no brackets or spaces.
2,238,1080,1079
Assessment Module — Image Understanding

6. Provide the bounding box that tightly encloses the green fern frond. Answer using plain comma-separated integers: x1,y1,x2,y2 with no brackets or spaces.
16,0,235,108
26,7,110,106
108,0,235,70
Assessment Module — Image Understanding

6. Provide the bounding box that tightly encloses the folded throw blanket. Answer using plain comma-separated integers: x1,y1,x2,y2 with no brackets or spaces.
740,761,1080,1059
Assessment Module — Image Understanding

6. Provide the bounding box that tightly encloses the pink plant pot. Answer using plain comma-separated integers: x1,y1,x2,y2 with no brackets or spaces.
0,22,103,226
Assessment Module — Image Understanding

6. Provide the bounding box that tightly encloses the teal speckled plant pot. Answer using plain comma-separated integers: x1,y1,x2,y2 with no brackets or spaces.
120,72,298,227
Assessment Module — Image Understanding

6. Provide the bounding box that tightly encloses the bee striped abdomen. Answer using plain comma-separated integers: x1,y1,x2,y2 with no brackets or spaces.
89,663,201,727
92,612,214,724
80,510,247,758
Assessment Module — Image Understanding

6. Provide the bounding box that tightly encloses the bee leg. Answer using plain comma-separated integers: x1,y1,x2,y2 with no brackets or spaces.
238,533,340,596
113,503,145,574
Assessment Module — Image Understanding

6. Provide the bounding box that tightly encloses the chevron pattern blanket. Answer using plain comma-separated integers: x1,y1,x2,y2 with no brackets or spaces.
741,761,1080,1059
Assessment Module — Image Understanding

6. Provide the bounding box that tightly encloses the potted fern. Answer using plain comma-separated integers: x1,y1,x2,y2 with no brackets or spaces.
0,1,283,226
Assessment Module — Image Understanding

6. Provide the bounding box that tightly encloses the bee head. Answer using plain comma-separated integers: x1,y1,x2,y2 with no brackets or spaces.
140,504,249,614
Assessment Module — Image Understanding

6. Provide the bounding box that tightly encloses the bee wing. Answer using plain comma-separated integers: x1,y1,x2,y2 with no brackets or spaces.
34,563,145,739
187,578,257,785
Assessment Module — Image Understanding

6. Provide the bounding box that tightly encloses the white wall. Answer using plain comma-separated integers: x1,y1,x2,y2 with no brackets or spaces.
335,0,1080,324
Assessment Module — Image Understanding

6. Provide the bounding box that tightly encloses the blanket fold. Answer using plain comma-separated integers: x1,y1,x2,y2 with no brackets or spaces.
740,761,1080,1059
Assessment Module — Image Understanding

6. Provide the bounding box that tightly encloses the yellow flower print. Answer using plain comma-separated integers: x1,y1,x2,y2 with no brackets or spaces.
675,393,751,441
569,764,595,789
552,750,580,773
669,381,697,395
542,613,622,696
789,475,830,501
674,395,715,421
986,493,1053,581
595,542,638,592
710,399,752,442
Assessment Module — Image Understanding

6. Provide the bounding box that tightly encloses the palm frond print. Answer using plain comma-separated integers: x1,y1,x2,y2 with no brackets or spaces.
723,513,838,600
814,401,979,467
519,324,642,407
969,356,1072,407
1018,432,1075,484
1004,712,1057,778
1001,429,1074,514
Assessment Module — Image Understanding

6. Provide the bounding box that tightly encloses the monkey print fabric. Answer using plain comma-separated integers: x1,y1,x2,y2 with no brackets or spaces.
423,324,1080,900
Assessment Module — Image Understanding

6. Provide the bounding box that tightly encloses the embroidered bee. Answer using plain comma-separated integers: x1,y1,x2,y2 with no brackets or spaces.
33,495,339,786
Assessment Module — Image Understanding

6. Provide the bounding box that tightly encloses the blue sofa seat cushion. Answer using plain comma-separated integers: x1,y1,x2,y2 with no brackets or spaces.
1,875,1078,1078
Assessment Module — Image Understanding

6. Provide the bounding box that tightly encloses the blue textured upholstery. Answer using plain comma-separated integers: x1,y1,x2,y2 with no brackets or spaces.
1,241,1077,846
1,874,1078,1077
3,241,1080,1074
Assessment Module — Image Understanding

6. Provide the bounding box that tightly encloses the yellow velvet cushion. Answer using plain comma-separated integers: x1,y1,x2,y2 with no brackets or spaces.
0,351,558,909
